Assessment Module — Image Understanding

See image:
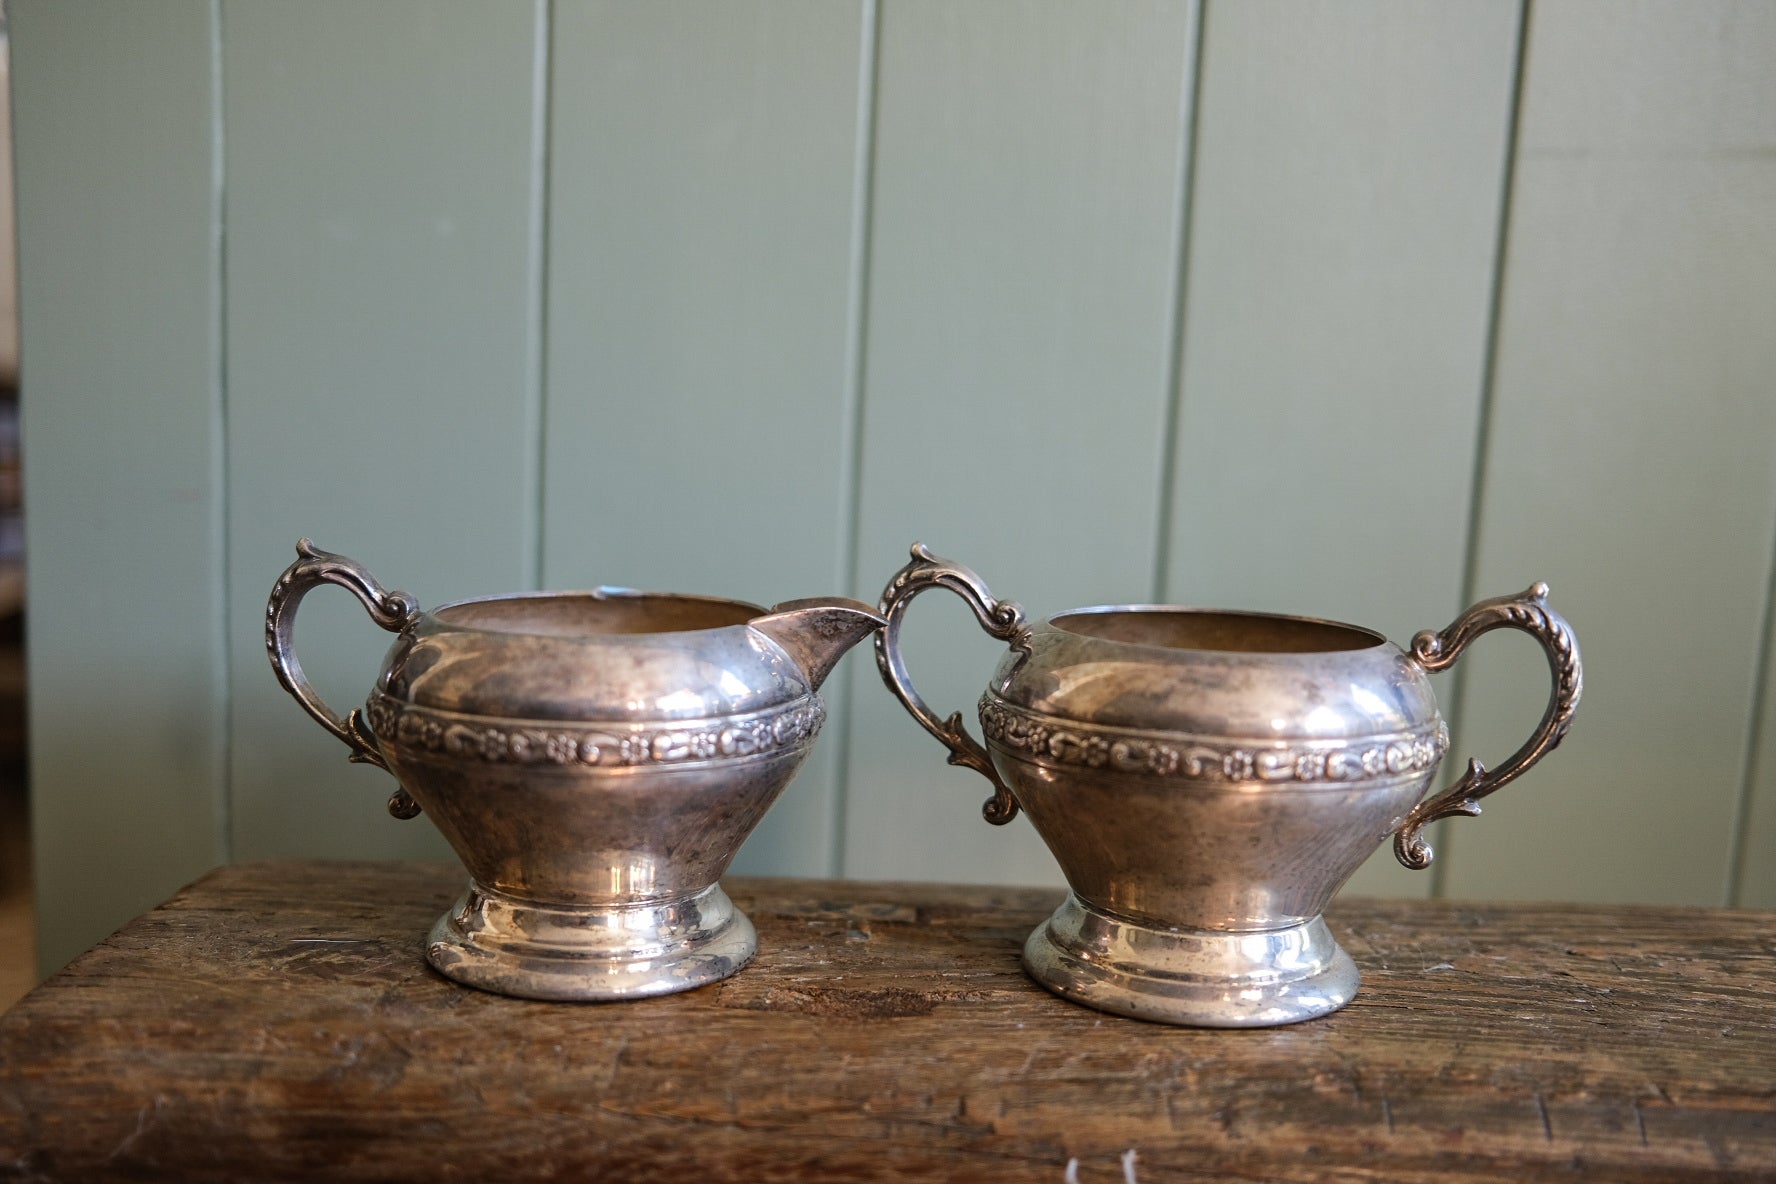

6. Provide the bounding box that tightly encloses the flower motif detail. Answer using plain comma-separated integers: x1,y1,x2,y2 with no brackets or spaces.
978,696,1446,786
366,695,825,768
1048,731,1109,767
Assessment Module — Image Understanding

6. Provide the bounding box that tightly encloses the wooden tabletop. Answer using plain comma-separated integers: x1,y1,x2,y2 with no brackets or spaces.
2,862,1773,1182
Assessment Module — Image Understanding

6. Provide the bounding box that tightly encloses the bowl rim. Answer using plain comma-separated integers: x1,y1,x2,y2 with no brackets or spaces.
1044,603,1391,656
422,586,769,639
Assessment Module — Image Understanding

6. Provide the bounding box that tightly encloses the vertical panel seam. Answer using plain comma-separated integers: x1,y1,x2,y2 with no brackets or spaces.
526,0,554,591
210,0,233,865
829,0,882,880
1432,0,1530,900
1725,509,1776,906
1149,0,1206,605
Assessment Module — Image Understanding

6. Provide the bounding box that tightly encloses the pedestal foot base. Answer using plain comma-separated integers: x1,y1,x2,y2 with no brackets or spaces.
1023,894,1358,1027
426,881,755,1001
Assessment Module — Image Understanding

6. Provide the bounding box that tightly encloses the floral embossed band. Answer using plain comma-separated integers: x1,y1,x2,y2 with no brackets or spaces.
979,694,1448,785
364,693,826,769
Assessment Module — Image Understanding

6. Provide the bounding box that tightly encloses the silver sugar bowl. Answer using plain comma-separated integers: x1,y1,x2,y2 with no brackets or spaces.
268,540,883,1001
876,544,1581,1027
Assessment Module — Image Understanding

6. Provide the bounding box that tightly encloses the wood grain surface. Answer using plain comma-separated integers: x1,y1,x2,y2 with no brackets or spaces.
2,862,1773,1182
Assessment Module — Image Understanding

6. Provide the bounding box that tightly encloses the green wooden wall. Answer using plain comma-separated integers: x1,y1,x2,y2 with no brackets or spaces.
15,0,1776,975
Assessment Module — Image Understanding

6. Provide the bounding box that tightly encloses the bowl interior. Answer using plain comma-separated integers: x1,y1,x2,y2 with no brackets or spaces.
1051,608,1383,654
432,592,760,638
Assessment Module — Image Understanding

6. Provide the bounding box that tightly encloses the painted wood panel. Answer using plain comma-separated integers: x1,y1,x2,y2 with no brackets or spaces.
1164,1,1522,897
1737,575,1776,907
222,2,546,860
15,1,1776,966
1445,0,1776,904
842,0,1197,885
542,0,870,877
12,1,226,973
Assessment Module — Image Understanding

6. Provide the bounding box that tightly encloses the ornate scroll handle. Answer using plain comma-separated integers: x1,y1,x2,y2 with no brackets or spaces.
1393,582,1582,870
876,544,1032,825
265,540,424,819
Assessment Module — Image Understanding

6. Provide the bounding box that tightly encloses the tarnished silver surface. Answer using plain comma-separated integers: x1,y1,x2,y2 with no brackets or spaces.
267,540,883,1001
876,543,1582,1027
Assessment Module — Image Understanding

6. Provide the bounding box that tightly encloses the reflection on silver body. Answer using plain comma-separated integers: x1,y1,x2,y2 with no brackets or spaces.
877,544,1581,1027
267,540,882,1001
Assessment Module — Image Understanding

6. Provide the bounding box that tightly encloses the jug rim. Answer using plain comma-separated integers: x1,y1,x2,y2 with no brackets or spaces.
423,586,770,640
1046,604,1390,656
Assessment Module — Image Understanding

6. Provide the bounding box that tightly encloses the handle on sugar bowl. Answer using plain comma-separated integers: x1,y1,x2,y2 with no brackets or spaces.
1393,583,1582,869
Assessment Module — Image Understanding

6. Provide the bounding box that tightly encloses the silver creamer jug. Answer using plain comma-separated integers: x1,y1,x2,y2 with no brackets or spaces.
268,540,883,1001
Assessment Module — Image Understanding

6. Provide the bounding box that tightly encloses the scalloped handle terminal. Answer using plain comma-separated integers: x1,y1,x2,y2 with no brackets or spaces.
265,540,424,819
1393,582,1582,869
875,544,1031,825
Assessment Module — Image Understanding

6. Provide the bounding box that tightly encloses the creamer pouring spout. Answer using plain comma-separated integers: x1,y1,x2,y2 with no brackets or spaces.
751,596,887,693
